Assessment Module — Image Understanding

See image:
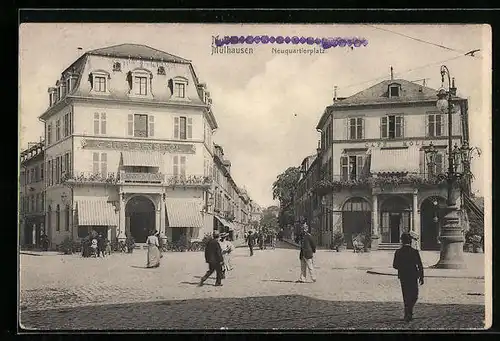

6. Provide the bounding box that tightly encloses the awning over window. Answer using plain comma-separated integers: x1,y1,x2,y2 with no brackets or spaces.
121,151,162,167
214,216,236,231
76,199,118,226
370,147,421,174
165,198,203,228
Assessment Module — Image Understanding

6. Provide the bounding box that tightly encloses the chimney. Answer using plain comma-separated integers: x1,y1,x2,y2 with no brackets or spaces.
450,77,457,96
333,86,338,102
423,79,426,87
390,66,394,80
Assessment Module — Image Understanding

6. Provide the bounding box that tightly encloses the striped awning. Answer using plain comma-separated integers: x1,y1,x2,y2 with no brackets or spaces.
76,199,118,226
370,147,421,174
121,151,162,167
214,216,236,231
165,198,203,228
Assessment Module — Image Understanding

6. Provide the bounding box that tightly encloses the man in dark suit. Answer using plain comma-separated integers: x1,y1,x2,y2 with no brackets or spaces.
247,230,255,256
296,222,316,283
199,230,224,287
393,232,424,322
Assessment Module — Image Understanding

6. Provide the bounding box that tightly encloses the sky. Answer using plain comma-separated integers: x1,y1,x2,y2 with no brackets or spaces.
19,24,491,208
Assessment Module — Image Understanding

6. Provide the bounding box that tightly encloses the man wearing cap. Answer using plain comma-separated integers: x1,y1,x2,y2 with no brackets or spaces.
296,221,316,283
199,230,224,287
393,232,424,322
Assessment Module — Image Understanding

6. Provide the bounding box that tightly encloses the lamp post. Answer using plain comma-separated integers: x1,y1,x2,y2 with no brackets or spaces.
431,65,466,269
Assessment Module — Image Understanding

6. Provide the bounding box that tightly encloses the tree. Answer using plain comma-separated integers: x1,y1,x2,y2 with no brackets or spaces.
272,167,301,228
260,207,280,235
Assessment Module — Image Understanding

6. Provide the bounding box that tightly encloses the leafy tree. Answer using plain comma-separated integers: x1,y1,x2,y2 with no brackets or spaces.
272,167,301,228
260,207,280,235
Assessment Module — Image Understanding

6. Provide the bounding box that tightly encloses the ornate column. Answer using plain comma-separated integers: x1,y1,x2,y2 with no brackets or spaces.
117,192,126,242
412,190,420,250
371,194,380,250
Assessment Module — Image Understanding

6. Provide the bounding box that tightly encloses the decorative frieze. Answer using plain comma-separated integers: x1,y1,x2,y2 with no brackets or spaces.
81,139,196,154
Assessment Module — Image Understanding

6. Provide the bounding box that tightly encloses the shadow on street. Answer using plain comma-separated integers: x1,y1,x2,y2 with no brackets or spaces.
20,294,485,330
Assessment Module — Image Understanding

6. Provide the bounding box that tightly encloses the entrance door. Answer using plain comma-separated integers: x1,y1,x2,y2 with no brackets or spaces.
390,214,401,243
126,196,156,243
342,198,372,249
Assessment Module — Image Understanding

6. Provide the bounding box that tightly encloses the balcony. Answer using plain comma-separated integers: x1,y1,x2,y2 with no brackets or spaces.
63,171,119,185
120,171,164,184
166,174,212,188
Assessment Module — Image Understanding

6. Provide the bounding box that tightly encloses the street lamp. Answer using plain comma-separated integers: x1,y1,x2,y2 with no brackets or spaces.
430,65,468,269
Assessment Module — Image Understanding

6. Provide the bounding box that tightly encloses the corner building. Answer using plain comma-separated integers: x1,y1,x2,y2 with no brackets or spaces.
315,78,470,251
40,44,218,248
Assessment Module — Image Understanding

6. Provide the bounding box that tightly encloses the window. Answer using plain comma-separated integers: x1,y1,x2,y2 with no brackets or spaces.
135,76,148,95
64,152,71,178
113,62,121,72
47,160,52,186
94,113,106,135
174,83,186,98
68,112,72,135
427,113,443,137
157,66,165,75
349,117,364,140
389,85,400,97
40,164,44,180
133,114,148,137
63,113,69,137
52,159,56,185
65,205,70,231
56,205,60,231
95,76,107,92
427,152,444,176
340,155,364,180
47,122,52,145
56,119,61,141
381,115,404,139
55,157,60,184
36,193,40,212
174,116,192,140
41,193,45,213
66,78,71,93
93,152,107,177
173,155,186,177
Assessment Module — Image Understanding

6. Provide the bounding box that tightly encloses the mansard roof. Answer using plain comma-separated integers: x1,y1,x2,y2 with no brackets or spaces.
87,43,191,64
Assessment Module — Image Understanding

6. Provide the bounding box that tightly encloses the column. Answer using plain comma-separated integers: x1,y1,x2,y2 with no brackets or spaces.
412,191,420,250
371,195,380,250
160,194,166,241
155,198,161,236
118,193,126,242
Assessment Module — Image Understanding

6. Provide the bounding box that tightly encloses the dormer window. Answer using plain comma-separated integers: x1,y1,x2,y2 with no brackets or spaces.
157,66,165,75
89,70,110,94
48,87,57,106
135,76,148,95
128,68,153,98
113,62,121,72
389,83,401,98
172,76,189,99
66,78,71,93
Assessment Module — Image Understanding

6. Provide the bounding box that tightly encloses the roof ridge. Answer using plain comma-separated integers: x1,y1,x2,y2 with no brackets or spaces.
87,43,191,63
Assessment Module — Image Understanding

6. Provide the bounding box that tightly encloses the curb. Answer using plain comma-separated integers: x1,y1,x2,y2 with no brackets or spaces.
366,270,484,280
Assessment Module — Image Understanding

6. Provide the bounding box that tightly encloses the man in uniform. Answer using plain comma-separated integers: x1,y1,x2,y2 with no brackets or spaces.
392,232,425,322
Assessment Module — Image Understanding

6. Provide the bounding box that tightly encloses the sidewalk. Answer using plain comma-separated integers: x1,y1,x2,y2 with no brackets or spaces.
367,267,484,279
20,251,61,257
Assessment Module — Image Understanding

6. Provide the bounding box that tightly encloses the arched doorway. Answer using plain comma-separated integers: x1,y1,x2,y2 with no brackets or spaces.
380,196,412,244
420,196,446,250
342,197,371,249
126,196,155,243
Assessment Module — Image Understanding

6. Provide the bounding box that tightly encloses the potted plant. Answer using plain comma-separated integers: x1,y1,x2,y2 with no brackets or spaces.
332,230,345,252
59,237,74,255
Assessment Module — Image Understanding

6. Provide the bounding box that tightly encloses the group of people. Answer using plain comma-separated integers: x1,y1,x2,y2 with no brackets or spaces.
81,234,111,258
244,230,276,256
198,230,235,287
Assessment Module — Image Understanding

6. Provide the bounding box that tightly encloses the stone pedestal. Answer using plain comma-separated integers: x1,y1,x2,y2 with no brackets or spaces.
432,205,466,269
117,194,126,242
371,234,380,251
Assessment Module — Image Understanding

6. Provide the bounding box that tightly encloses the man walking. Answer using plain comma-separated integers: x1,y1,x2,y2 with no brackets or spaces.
296,221,316,283
247,230,255,256
393,232,424,322
199,230,224,287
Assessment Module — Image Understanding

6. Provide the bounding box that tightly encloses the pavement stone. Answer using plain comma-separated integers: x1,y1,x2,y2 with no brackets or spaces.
19,242,487,330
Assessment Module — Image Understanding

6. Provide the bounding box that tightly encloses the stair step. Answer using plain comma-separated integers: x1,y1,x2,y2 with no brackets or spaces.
378,243,400,250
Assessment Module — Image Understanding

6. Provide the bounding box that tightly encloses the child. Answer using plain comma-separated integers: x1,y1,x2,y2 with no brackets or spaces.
91,238,98,258
392,232,424,322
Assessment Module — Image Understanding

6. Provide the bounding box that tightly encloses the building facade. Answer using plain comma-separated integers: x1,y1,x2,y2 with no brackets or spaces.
38,44,225,248
312,78,469,250
20,141,46,248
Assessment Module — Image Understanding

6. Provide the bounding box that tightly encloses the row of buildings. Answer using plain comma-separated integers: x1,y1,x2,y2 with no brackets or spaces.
292,75,472,251
19,44,262,249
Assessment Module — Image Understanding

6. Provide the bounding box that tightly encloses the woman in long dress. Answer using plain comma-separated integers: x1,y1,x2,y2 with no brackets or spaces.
146,230,161,268
220,233,234,275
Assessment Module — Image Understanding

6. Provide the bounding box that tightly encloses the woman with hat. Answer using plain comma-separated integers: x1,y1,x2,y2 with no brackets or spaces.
146,229,161,268
219,232,234,277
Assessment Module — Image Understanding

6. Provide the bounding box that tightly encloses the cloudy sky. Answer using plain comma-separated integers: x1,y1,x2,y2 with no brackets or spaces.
19,24,491,207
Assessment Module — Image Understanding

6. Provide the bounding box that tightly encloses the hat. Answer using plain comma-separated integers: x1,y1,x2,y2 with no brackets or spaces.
400,232,412,245
213,230,220,237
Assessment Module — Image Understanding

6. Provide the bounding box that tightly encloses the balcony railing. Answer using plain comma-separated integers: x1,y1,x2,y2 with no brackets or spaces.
120,171,164,184
63,171,119,184
166,174,212,187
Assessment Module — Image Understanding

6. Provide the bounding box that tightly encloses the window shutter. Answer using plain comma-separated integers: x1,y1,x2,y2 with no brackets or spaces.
356,155,364,179
174,117,179,139
340,156,348,181
180,156,186,176
360,118,365,139
345,118,349,140
149,115,155,137
436,114,443,136
380,117,387,138
127,114,134,136
94,113,100,135
187,118,193,139
101,153,107,177
427,115,432,137
435,153,443,174
173,155,179,176
401,115,405,138
93,152,100,174
101,113,106,135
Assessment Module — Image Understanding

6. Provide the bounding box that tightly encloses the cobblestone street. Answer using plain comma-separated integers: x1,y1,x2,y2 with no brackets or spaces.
20,243,486,330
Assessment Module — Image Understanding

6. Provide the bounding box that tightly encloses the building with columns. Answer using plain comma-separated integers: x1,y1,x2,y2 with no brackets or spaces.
313,77,469,250
38,44,222,248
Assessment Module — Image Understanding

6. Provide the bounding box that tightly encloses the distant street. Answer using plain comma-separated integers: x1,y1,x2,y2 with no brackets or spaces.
20,242,486,330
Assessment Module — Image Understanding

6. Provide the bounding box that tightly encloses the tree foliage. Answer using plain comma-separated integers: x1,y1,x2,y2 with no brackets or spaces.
260,207,280,234
272,167,301,204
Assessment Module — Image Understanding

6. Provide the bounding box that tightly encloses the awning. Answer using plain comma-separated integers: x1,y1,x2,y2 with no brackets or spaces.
76,199,118,226
214,216,236,231
121,151,162,167
165,198,203,228
370,147,421,174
